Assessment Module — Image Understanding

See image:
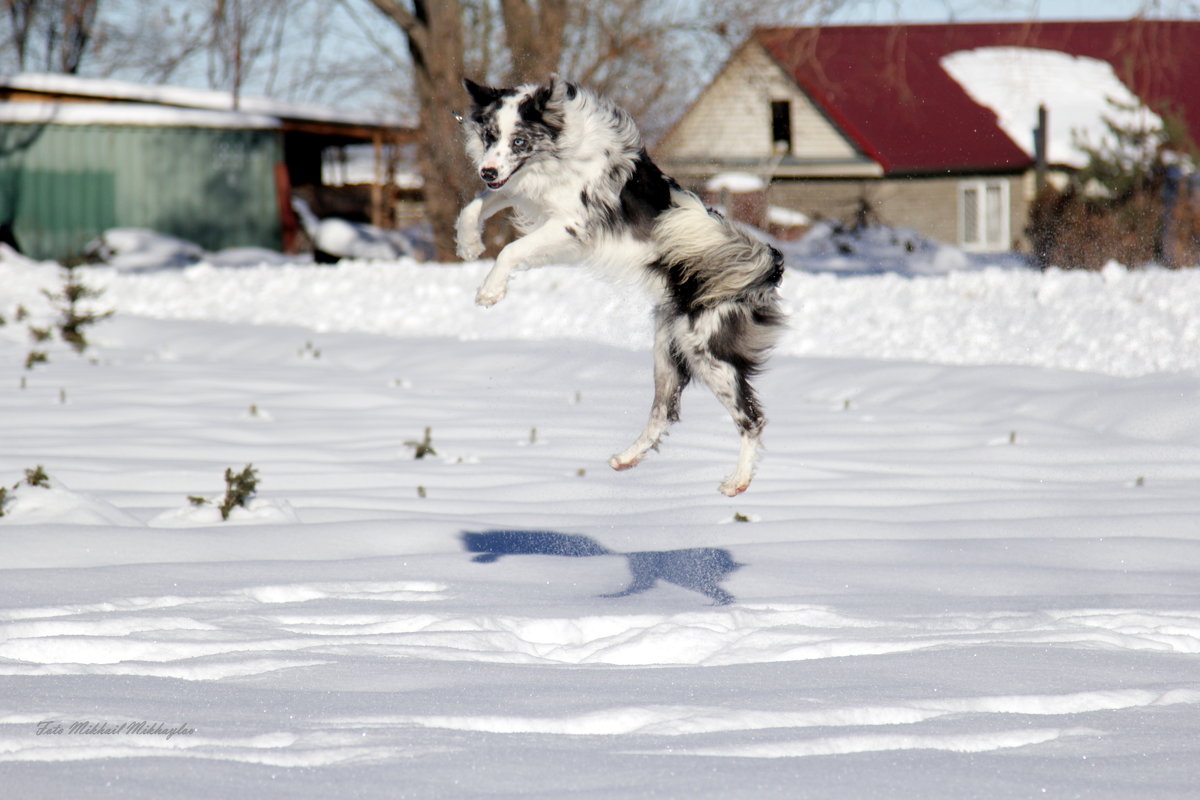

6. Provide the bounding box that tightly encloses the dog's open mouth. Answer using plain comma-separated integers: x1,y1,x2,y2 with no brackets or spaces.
486,177,508,190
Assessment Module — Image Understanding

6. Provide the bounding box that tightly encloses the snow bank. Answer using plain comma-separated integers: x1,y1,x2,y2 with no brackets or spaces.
3,255,1192,377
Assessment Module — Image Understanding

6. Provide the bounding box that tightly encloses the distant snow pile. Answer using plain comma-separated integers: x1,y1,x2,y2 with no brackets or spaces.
85,229,205,271
84,228,300,272
706,172,767,194
767,205,810,228
781,220,1019,275
292,197,430,262
940,47,1164,168
80,212,436,272
311,218,421,262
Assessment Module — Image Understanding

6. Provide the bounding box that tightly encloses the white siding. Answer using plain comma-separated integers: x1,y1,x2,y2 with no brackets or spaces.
659,43,861,163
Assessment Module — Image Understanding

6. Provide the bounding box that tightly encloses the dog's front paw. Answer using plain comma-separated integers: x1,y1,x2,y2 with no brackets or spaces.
475,281,508,307
456,234,485,261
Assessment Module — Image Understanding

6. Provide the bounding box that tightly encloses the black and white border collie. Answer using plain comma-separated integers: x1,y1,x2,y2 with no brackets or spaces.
456,77,785,496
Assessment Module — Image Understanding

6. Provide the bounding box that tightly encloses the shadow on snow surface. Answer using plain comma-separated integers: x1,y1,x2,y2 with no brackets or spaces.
462,530,743,605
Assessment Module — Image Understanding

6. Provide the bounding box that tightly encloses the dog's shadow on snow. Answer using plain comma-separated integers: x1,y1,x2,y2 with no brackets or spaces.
461,530,743,605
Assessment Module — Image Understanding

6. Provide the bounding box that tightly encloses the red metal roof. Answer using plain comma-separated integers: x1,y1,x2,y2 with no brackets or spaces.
756,21,1200,175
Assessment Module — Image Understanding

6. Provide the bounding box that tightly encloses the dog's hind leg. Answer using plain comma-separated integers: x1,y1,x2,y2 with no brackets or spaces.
703,365,764,496
681,309,767,496
609,307,691,471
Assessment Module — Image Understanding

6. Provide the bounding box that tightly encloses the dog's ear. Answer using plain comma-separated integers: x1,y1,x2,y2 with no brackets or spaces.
527,79,554,115
464,78,504,107
549,74,577,100
524,76,570,119
545,74,578,102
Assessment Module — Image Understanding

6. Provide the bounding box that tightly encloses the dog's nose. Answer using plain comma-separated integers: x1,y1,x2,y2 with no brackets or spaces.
480,167,498,182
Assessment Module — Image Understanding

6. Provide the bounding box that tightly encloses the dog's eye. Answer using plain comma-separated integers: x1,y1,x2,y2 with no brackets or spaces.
512,137,527,149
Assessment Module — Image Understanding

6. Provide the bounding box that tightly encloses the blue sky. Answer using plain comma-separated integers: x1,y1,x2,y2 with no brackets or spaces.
830,0,1158,24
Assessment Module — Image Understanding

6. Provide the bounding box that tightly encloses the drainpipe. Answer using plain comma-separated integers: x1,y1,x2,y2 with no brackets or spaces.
1034,104,1048,193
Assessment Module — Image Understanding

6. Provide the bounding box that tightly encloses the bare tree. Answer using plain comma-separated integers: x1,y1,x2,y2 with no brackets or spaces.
71,0,353,110
360,0,579,260
362,1,475,261
4,0,100,73
501,0,566,83
205,0,293,109
57,0,98,72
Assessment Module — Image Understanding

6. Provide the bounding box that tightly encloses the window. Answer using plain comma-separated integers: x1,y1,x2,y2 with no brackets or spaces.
958,179,1010,251
770,100,792,153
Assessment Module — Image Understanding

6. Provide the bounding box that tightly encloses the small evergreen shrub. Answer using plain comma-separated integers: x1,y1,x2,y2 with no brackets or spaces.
189,464,259,521
0,465,52,517
405,427,437,459
42,266,114,353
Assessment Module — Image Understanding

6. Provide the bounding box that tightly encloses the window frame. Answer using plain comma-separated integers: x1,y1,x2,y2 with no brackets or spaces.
770,100,792,154
957,178,1011,252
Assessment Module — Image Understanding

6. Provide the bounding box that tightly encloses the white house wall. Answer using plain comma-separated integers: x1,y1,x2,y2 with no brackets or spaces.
658,42,865,166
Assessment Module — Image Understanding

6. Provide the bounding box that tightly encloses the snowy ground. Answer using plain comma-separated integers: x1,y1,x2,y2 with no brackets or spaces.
2,245,1200,798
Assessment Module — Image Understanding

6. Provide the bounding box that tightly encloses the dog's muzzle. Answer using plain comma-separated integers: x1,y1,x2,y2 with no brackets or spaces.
480,167,508,190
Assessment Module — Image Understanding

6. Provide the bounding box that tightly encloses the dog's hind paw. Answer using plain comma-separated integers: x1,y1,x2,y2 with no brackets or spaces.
719,478,750,497
608,454,641,471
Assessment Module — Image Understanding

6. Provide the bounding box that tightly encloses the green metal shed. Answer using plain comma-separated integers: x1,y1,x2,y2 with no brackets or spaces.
0,106,284,262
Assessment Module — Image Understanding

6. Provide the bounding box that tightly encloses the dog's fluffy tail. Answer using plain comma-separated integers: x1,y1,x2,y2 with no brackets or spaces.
653,191,784,309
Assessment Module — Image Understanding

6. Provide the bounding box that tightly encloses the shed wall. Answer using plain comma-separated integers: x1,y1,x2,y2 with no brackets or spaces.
0,123,282,260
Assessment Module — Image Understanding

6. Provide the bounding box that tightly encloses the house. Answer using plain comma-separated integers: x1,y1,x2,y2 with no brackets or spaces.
655,21,1200,253
0,73,415,261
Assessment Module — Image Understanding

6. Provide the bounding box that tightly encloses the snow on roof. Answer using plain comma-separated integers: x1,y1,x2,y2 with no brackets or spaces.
706,172,767,193
0,100,280,129
1,72,400,128
940,47,1164,169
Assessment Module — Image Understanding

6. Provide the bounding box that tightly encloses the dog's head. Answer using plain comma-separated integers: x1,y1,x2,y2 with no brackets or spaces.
459,77,573,191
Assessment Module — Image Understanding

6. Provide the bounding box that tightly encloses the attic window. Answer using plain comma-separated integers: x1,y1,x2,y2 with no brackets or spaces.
770,100,792,153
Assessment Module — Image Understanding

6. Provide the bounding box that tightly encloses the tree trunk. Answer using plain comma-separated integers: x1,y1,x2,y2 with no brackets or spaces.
368,0,474,262
501,0,567,84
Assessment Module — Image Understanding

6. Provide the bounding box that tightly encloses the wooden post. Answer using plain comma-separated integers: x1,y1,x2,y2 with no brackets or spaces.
371,130,384,228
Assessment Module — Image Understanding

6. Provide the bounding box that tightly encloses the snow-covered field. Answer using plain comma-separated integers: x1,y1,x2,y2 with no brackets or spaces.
3,243,1200,798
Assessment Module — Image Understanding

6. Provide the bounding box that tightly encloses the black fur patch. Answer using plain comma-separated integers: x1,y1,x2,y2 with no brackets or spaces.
518,85,563,140
465,79,516,137
464,78,513,108
708,309,760,373
764,245,785,286
594,150,677,240
652,258,707,318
